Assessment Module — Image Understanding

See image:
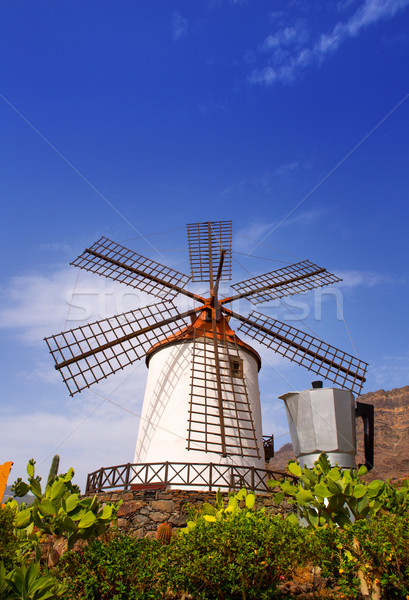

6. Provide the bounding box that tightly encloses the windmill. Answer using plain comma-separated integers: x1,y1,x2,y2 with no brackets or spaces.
45,220,368,490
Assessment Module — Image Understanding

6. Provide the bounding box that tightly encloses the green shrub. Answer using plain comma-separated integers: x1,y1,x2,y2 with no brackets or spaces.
55,505,409,599
336,513,409,599
302,526,341,579
300,512,409,599
0,507,19,569
55,533,167,600
56,513,308,600
168,511,307,600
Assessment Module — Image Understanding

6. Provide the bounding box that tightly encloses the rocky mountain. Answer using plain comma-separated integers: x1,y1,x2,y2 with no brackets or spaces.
268,385,409,481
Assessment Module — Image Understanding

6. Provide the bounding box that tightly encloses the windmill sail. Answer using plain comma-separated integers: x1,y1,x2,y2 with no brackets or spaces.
45,302,197,396
187,326,260,459
229,309,367,395
71,237,193,301
228,260,341,305
187,220,232,283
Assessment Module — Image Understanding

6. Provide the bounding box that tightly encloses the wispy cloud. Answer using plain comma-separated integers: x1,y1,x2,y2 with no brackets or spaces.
233,221,276,253
233,210,328,253
369,352,409,389
0,338,149,489
0,269,80,344
262,26,300,51
279,207,330,228
208,0,248,7
172,12,188,41
37,242,73,253
0,395,142,491
337,270,393,288
220,161,311,198
249,0,409,86
0,267,181,345
197,98,228,114
273,161,300,177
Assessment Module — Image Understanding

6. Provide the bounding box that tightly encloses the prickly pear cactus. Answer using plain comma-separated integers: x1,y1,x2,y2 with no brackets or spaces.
47,455,60,484
268,453,408,529
181,487,259,533
10,459,121,549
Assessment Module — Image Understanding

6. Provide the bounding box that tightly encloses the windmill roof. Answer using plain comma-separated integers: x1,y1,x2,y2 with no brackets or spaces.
146,311,261,370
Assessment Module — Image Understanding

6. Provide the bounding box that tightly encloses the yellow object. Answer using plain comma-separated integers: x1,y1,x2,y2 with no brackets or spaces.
0,461,13,505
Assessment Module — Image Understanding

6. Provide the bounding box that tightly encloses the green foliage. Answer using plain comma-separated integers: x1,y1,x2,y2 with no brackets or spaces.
55,534,167,600
0,502,35,567
54,492,409,600
0,507,19,570
10,460,121,550
303,512,409,599
268,452,409,529
0,560,66,600
5,455,408,599
182,487,259,533
166,511,306,600
377,477,409,515
56,513,306,600
335,513,409,599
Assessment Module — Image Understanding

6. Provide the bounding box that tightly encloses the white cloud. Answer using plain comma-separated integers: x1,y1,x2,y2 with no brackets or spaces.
172,12,188,41
262,26,299,50
250,66,278,86
0,268,148,344
368,352,409,389
261,397,290,444
280,207,330,228
337,270,392,288
0,265,196,346
1,354,149,490
346,0,409,35
0,404,140,492
219,161,309,197
208,0,248,7
249,0,409,85
219,178,247,199
16,359,62,385
233,221,276,253
0,269,79,344
37,242,73,253
232,209,327,256
273,161,300,176
197,98,228,114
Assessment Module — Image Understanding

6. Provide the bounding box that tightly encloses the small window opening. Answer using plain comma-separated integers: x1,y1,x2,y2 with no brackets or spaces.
229,356,243,378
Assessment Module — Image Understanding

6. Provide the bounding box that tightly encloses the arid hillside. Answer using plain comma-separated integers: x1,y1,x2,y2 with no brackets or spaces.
268,385,409,481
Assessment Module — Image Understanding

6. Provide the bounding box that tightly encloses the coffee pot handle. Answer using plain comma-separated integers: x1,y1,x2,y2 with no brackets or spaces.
355,401,374,471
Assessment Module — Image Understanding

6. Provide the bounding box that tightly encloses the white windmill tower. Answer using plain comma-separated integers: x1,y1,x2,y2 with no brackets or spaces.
45,220,368,492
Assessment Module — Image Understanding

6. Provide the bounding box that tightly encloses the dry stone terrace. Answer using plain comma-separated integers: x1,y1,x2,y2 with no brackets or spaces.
87,488,294,538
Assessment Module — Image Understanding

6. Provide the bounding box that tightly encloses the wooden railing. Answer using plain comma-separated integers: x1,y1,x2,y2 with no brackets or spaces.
86,461,285,494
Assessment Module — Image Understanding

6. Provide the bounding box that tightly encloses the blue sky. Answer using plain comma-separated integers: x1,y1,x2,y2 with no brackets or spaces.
1,0,409,489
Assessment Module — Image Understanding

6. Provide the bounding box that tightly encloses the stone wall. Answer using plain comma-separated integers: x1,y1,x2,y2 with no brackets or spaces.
91,488,294,539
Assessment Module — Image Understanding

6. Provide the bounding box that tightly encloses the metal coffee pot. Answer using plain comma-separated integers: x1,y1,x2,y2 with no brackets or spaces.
279,382,374,470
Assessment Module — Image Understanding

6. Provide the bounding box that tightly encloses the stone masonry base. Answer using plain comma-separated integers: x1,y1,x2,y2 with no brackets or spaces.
89,488,293,539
